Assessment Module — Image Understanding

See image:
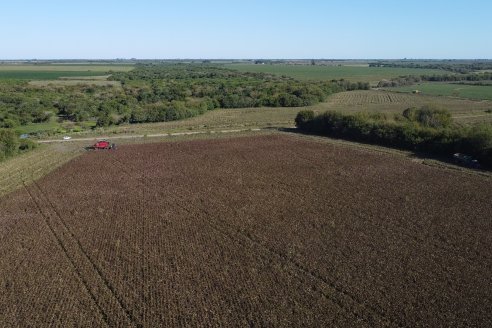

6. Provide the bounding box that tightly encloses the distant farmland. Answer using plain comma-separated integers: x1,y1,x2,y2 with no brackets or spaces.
225,64,446,83
389,82,492,101
1,135,491,326
0,64,134,80
310,90,492,125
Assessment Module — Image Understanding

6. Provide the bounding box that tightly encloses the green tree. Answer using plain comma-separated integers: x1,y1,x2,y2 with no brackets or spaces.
0,129,20,159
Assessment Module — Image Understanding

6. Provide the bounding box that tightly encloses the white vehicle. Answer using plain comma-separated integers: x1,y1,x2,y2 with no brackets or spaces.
63,136,72,140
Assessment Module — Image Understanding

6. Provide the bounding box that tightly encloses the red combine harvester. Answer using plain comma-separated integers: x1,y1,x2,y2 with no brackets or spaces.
88,140,116,150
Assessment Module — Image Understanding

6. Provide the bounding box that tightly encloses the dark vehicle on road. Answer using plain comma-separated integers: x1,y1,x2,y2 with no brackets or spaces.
453,153,480,168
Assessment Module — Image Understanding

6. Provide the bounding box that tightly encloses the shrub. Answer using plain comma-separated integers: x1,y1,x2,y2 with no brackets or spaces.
19,139,38,151
0,129,20,159
295,110,315,128
403,105,452,128
1,118,19,128
460,124,492,155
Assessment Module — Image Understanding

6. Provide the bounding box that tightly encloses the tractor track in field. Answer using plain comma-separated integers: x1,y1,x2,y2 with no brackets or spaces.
23,181,140,328
107,154,398,328
179,190,402,328
108,141,485,327
190,203,395,327
22,182,111,327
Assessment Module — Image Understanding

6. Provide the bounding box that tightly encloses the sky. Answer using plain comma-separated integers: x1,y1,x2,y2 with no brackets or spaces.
1,0,491,59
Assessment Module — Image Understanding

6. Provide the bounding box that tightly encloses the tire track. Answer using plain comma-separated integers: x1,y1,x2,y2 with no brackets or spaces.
22,183,111,328
180,199,384,327
108,154,400,327
24,181,140,328
176,190,400,328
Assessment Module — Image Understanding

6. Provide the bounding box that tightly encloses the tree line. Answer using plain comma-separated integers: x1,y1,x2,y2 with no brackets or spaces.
369,61,492,74
377,72,492,88
295,106,492,168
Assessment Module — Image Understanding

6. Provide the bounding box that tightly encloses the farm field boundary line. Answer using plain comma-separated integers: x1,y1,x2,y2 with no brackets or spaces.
31,126,490,180
106,153,398,327
453,114,491,119
36,128,265,144
0,145,84,198
23,181,140,327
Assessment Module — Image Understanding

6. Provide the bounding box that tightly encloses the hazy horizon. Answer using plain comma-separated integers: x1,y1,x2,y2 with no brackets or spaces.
1,58,492,61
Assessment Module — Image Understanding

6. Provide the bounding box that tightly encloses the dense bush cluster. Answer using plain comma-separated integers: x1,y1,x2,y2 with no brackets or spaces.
0,81,131,127
109,64,369,120
296,106,492,168
0,64,370,129
0,129,37,161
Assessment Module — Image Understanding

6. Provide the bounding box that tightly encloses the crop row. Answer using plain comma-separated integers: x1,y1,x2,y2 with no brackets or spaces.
1,135,491,326
331,91,410,105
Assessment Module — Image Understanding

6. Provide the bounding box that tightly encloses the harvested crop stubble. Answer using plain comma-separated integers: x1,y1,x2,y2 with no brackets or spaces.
1,134,491,327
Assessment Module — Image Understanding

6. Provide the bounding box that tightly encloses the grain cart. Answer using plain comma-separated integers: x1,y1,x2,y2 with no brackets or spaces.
87,140,116,150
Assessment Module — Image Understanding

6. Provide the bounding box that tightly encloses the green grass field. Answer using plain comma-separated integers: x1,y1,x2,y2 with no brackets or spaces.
14,121,61,134
0,64,134,80
389,83,492,101
225,64,446,83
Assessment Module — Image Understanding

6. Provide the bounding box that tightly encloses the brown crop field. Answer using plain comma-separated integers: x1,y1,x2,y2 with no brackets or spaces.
1,135,491,327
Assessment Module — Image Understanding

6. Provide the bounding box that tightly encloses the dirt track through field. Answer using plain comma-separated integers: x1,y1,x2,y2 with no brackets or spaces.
1,134,491,327
36,128,264,144
23,181,138,327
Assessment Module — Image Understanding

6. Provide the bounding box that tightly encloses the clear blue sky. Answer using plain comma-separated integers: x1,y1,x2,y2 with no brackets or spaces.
1,0,491,59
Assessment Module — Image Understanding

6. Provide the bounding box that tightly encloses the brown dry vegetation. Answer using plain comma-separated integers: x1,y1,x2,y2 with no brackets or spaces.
0,143,83,197
313,90,492,124
1,135,491,327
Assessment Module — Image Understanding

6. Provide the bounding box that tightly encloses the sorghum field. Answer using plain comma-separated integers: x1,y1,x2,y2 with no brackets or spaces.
1,135,491,327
